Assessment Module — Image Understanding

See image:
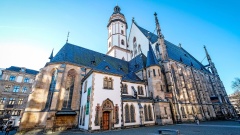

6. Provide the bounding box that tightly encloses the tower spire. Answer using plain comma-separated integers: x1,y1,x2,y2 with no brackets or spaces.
154,12,168,61
66,31,70,43
204,45,218,75
49,49,54,61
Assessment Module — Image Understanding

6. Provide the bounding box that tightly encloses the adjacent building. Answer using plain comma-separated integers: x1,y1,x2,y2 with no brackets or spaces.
0,66,38,119
228,92,240,117
20,6,235,131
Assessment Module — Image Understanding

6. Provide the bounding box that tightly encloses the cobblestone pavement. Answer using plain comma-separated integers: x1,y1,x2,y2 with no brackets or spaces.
15,121,240,135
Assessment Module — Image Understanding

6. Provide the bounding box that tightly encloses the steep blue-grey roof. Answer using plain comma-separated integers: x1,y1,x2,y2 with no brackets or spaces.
129,53,147,72
146,43,159,67
122,71,144,83
135,22,208,71
93,61,124,76
6,66,39,75
50,43,129,73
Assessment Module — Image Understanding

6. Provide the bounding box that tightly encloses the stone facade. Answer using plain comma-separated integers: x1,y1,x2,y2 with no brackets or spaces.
0,66,38,120
19,5,236,132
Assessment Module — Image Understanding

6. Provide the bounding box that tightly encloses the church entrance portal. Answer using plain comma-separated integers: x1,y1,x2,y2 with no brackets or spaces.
102,111,110,130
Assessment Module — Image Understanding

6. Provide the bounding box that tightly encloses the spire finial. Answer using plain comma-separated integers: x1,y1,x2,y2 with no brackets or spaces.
49,48,54,61
154,12,163,38
132,17,135,22
66,31,70,43
179,43,182,48
204,45,211,61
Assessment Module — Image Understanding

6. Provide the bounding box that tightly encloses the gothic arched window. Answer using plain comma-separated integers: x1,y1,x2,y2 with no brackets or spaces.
109,42,111,47
144,105,148,121
130,104,135,122
138,44,141,54
148,105,153,121
121,39,125,45
148,70,150,78
125,104,130,123
44,69,57,110
63,69,76,109
158,69,160,76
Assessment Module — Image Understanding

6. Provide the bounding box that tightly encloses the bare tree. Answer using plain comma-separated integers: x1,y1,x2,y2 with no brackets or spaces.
232,78,240,93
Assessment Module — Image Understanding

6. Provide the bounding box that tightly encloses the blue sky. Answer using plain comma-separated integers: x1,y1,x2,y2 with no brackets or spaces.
0,0,239,94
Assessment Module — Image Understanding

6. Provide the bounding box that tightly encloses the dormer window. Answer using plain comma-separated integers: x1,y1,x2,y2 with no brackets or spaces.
105,66,110,70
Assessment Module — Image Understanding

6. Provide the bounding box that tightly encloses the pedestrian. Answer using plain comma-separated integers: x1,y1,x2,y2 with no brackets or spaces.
5,125,12,135
195,116,199,125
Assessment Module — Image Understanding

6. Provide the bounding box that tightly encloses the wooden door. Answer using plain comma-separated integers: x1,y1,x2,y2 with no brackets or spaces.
102,111,110,130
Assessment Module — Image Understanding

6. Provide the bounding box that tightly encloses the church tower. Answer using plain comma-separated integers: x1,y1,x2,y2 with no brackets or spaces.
106,5,131,61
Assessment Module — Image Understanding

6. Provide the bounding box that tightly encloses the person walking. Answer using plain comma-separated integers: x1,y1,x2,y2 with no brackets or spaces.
5,125,12,135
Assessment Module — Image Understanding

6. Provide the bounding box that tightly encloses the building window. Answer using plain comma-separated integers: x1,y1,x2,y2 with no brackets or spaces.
44,69,58,110
122,84,128,94
148,105,153,121
148,70,150,78
153,69,156,76
138,86,144,95
133,37,136,43
158,69,160,76
144,105,148,121
125,104,130,123
18,98,23,105
103,77,113,89
138,44,141,53
13,86,20,92
22,87,27,93
24,78,29,83
164,107,167,115
181,107,186,118
63,69,76,109
121,30,124,35
9,75,16,81
121,39,124,45
4,85,11,92
109,42,111,47
0,97,6,104
8,98,15,105
130,104,135,122
84,81,88,93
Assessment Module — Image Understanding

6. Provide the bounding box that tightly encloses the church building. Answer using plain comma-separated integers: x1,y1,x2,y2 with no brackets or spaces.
20,6,235,131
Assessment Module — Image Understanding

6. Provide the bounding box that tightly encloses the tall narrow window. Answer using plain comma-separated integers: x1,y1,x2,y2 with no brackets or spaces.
13,86,20,92
84,81,88,93
108,78,112,89
137,86,141,95
158,69,160,76
148,105,153,121
63,69,76,109
122,84,128,94
153,69,156,76
141,86,144,95
130,104,135,122
121,39,125,45
44,69,57,111
144,105,148,121
121,30,124,35
181,107,186,118
148,70,150,78
125,104,130,123
164,107,167,115
9,75,16,81
138,44,141,54
103,77,108,89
